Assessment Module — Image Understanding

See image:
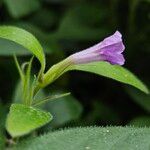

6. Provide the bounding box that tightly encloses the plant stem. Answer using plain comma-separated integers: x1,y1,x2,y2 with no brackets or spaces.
32,92,70,106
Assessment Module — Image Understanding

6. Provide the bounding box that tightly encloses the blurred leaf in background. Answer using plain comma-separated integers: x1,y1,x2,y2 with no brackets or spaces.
126,86,150,113
28,8,57,29
4,0,41,18
0,103,6,149
85,100,121,125
129,116,150,127
43,91,83,128
55,2,111,41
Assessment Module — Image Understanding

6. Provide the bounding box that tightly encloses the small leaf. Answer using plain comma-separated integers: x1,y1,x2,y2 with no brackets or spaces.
4,0,40,18
14,127,150,150
0,26,45,72
69,62,149,94
6,104,52,137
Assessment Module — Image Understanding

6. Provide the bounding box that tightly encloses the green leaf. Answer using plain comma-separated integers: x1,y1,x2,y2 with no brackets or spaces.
4,0,40,18
126,86,150,112
14,127,150,150
0,39,36,56
15,22,61,54
129,116,150,127
69,62,149,94
0,26,45,72
0,23,60,56
6,104,52,137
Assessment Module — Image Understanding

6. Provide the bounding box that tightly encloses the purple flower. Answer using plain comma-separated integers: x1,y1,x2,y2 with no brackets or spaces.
69,31,125,65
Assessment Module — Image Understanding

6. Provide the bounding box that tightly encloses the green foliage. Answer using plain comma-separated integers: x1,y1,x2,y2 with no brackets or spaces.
15,22,61,55
28,9,57,29
12,80,82,128
44,92,82,127
13,56,36,105
6,104,52,137
42,59,148,94
55,4,109,41
0,26,45,72
12,80,46,104
126,86,150,112
0,39,35,56
13,127,150,150
5,0,40,18
69,62,149,94
0,1,149,149
0,23,60,56
0,22,148,144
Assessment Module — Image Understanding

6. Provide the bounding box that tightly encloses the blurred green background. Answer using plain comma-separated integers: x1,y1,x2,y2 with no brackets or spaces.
0,0,150,139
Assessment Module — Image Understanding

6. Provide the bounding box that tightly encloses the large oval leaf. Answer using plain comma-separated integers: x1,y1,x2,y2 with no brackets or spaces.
0,26,45,71
6,104,52,137
13,127,150,150
69,62,149,94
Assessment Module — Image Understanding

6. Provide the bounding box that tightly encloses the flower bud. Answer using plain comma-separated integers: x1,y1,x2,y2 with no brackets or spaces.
69,31,125,65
